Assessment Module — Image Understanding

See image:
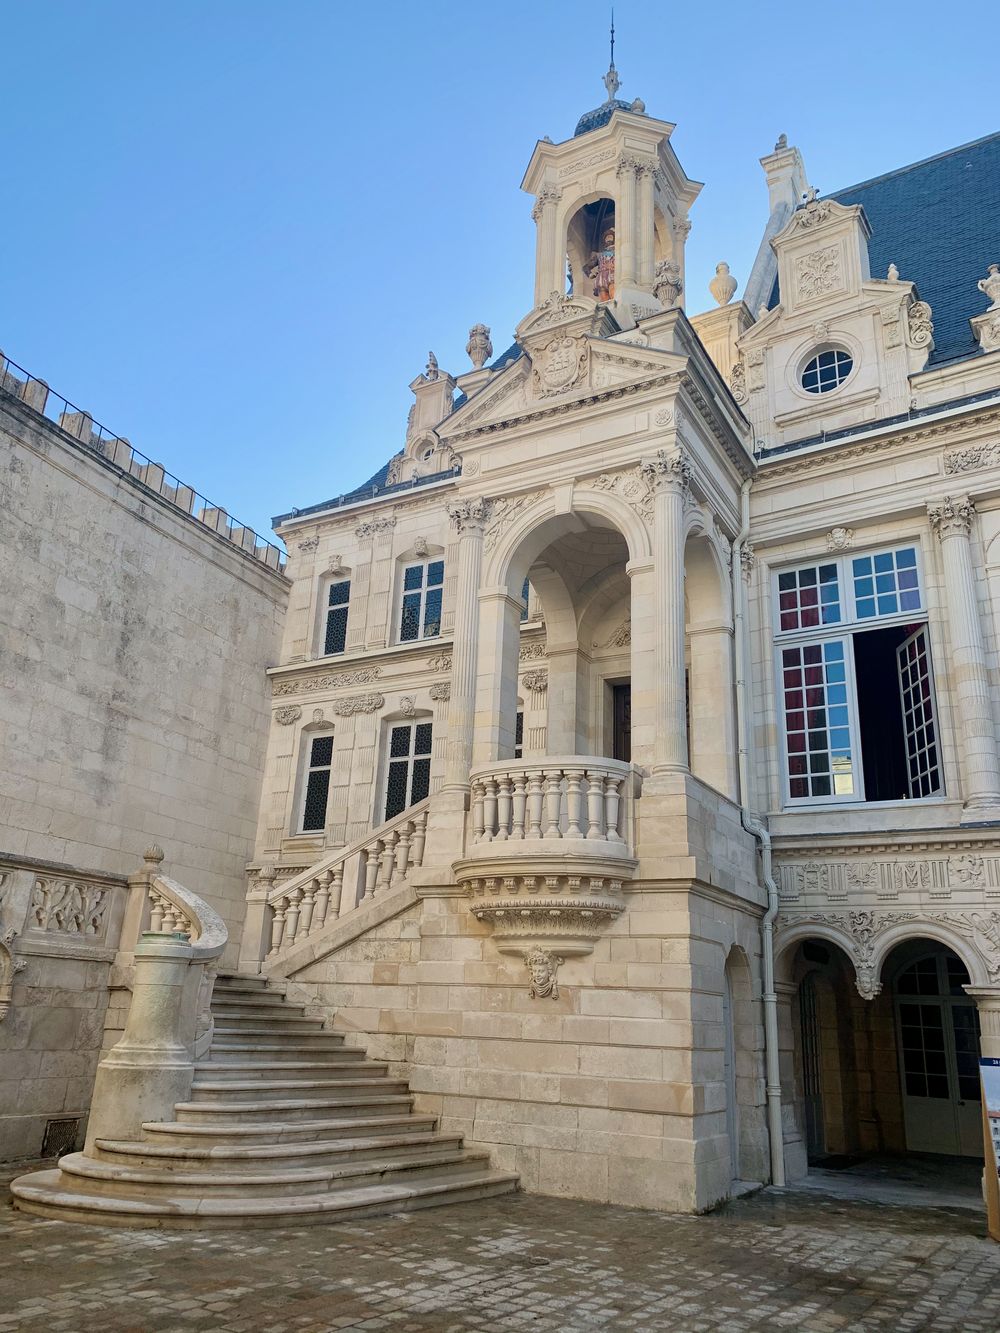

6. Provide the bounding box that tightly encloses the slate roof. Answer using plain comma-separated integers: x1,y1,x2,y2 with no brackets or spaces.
574,99,634,137
770,130,1000,366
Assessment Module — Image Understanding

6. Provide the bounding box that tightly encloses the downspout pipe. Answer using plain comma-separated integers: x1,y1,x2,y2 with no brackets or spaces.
732,476,786,1188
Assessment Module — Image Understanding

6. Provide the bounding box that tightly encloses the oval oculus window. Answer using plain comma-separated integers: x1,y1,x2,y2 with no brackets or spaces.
801,347,853,394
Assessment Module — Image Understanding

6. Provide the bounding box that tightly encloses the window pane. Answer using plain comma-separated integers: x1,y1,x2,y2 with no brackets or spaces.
427,560,444,587
423,586,442,638
782,639,855,799
400,592,421,641
854,546,921,620
310,735,333,767
897,627,941,797
328,580,351,607
411,757,431,804
414,722,433,755
385,760,409,819
325,605,348,655
389,725,411,759
302,769,330,831
403,565,424,591
775,563,841,632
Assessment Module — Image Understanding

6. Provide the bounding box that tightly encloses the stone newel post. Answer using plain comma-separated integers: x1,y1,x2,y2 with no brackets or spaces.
927,496,1000,817
644,447,691,775
443,498,488,790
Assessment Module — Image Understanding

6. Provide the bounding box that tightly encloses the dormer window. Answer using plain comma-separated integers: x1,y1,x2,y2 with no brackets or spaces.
801,347,853,394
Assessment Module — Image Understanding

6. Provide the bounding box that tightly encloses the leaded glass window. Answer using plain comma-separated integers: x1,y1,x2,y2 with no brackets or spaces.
384,722,433,820
399,560,444,642
324,580,350,655
301,733,334,832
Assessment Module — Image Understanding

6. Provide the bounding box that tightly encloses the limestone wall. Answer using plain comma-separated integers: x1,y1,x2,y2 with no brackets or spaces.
284,884,770,1212
0,393,288,947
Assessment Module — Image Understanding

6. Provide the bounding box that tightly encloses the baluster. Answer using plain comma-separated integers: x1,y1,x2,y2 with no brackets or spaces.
495,775,513,840
511,773,528,839
313,870,332,930
268,898,287,953
149,892,165,933
329,866,344,917
363,850,379,901
565,767,584,838
377,833,397,891
483,777,499,842
585,770,605,839
604,775,624,842
299,879,317,935
411,810,427,865
284,886,304,946
543,770,563,839
395,824,412,878
471,781,486,843
526,770,544,838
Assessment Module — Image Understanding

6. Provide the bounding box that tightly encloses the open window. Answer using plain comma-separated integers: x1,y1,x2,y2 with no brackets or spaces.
774,544,941,805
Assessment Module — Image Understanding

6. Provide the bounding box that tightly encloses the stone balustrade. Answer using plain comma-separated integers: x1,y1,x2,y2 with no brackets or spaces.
260,801,430,959
469,757,632,849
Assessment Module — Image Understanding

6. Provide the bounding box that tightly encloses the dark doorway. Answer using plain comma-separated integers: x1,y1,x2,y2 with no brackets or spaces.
612,683,631,763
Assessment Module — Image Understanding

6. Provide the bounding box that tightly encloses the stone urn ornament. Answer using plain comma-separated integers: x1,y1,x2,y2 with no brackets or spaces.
709,262,738,307
466,323,493,370
978,264,1000,311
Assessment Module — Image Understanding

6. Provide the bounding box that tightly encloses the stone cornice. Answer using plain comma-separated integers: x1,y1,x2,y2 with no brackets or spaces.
770,827,1000,859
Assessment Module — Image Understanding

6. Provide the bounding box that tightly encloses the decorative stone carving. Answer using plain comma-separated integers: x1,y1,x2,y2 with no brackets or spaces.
521,669,548,692
945,443,1000,474
413,537,429,559
653,407,673,427
907,300,934,349
296,535,320,552
796,247,840,301
467,873,626,956
447,497,489,534
887,262,900,282
940,911,1000,983
330,693,385,716
592,464,656,525
519,641,547,662
273,666,381,697
739,542,757,582
274,705,302,725
978,264,1000,311
0,927,26,1022
789,198,832,230
355,515,396,541
385,453,404,486
525,947,562,999
424,352,439,382
325,554,348,576
603,620,631,649
928,495,975,540
709,262,737,307
530,184,562,221
729,360,748,405
653,259,683,308
640,447,692,494
427,653,453,672
399,695,417,718
484,490,545,555
954,854,986,889
826,526,854,551
466,324,493,370
531,334,590,398
429,682,450,702
974,311,1000,353
30,877,110,937
779,909,916,998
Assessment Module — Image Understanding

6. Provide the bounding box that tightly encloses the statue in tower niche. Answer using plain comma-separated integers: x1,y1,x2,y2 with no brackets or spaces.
585,228,616,302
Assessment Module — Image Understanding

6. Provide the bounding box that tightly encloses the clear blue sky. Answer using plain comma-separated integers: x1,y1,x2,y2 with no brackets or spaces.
4,0,993,542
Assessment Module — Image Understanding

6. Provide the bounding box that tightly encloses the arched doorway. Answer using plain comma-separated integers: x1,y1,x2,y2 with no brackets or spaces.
891,943,983,1156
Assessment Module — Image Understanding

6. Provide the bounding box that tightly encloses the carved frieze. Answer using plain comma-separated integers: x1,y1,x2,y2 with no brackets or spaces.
519,641,547,662
944,443,1000,475
427,653,453,673
273,666,381,697
330,693,385,717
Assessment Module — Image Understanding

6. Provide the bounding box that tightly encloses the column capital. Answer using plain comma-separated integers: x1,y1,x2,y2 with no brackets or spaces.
640,447,692,496
928,494,976,540
530,184,561,222
447,497,489,535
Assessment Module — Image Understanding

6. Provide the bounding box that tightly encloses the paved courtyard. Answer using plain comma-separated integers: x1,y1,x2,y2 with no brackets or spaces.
2,1164,999,1332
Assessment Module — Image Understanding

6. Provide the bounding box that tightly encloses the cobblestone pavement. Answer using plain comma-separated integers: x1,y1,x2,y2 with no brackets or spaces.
2,1166,999,1332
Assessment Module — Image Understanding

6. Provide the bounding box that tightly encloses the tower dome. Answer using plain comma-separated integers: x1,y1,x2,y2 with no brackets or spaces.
574,98,634,138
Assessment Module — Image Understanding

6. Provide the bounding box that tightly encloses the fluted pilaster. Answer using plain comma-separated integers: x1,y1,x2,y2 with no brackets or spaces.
443,499,487,789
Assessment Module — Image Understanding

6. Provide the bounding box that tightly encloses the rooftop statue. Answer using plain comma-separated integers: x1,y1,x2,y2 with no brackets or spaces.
585,228,616,302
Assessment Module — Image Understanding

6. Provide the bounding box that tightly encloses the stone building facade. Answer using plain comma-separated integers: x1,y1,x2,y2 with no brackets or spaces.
0,363,288,1161
237,91,1000,1212
4,64,1000,1225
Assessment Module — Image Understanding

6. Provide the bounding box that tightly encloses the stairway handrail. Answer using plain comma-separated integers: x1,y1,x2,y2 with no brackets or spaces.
264,797,433,907
148,872,227,961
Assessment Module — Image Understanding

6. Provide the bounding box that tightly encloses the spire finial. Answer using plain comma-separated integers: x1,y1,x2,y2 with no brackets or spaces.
602,9,620,101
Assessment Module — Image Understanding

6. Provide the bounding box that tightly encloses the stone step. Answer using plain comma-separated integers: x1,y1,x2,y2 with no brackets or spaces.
214,975,274,993
194,1059,386,1081
91,1130,466,1174
211,1025,339,1042
213,1017,329,1033
55,1147,492,1199
211,995,303,1012
140,1112,440,1148
189,1077,407,1102
209,1039,355,1059
172,1093,416,1123
10,1167,520,1229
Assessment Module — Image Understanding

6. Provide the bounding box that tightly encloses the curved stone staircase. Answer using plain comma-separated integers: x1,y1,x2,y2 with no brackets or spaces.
12,972,518,1228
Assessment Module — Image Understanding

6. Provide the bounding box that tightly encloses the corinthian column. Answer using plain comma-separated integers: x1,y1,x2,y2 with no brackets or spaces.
928,495,1000,816
443,498,488,791
615,156,638,292
531,185,562,307
643,447,691,774
636,160,656,288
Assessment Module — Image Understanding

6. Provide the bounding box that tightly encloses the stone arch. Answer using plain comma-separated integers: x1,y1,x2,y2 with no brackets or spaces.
723,944,761,1184
565,194,617,299
774,919,859,984
870,919,991,990
684,510,736,799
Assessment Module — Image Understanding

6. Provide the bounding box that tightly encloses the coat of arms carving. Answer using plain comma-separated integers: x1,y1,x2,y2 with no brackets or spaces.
532,335,589,398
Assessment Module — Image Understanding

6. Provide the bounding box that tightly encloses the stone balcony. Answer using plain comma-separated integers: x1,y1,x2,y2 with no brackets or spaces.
454,757,637,956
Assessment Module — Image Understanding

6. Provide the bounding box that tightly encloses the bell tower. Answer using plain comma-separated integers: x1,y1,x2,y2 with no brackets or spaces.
521,57,702,328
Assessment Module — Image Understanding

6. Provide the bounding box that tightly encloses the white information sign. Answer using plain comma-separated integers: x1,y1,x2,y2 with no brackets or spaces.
982,1057,1000,1179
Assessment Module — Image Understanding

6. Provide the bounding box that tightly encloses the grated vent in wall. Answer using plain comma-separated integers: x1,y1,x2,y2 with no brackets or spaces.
41,1117,80,1159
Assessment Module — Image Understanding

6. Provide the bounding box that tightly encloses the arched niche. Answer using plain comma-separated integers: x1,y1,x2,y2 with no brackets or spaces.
566,197,617,300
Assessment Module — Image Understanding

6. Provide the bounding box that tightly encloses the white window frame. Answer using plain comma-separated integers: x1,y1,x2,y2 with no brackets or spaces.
321,578,351,657
380,720,434,822
772,541,941,808
397,558,444,644
297,730,335,833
